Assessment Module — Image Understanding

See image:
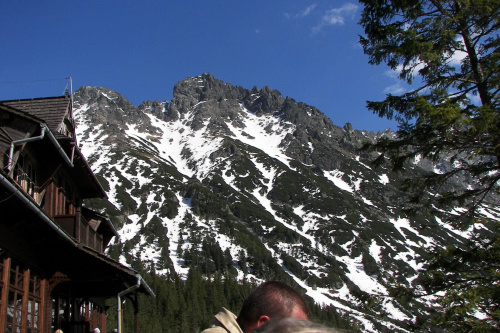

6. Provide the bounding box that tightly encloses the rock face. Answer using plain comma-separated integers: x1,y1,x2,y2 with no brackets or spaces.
71,73,498,332
165,73,373,169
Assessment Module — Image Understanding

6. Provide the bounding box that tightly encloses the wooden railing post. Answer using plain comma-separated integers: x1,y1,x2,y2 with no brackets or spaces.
75,207,81,242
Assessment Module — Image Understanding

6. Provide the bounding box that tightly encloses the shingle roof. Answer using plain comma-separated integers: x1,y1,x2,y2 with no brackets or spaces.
0,103,44,124
1,95,71,134
0,96,106,198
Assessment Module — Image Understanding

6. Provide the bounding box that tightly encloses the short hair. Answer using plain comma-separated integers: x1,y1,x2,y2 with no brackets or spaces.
237,281,311,331
252,318,348,333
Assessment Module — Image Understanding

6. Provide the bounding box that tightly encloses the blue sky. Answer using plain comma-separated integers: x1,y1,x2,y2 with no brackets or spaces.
1,1,403,131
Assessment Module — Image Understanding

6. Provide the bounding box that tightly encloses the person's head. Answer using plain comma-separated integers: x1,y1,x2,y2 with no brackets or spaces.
252,318,348,333
236,281,311,333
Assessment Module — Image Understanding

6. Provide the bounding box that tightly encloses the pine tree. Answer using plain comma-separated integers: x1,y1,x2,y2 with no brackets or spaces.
421,223,500,331
358,1,500,331
359,0,499,213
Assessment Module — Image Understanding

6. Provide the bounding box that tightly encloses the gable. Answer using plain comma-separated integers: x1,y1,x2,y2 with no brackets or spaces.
2,95,73,138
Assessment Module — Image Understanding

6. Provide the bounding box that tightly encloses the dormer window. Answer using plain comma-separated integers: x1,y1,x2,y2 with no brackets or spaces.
13,154,39,200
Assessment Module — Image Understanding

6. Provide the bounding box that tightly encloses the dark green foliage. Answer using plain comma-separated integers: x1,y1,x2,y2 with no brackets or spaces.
202,174,277,227
112,167,134,189
105,242,124,261
184,236,235,275
94,174,110,192
158,190,179,219
237,250,248,274
219,152,264,192
230,200,275,230
268,223,308,245
114,185,137,214
359,0,500,216
419,223,500,332
271,203,305,229
308,303,352,331
359,1,500,331
361,252,380,277
83,197,120,216
268,170,311,205
324,262,347,290
141,216,173,271
112,268,352,333
184,180,228,219
281,253,309,280
135,201,149,218
243,243,286,280
350,285,383,314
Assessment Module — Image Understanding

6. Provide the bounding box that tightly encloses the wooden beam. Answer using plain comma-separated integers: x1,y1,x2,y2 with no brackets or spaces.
101,311,107,333
0,257,11,333
40,278,47,333
21,268,30,332
75,206,81,242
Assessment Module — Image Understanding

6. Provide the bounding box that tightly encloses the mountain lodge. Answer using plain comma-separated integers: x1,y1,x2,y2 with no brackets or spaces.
0,93,154,333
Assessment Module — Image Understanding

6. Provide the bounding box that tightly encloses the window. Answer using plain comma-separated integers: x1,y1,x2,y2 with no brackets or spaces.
1,258,41,333
6,260,24,333
27,275,41,333
13,155,39,200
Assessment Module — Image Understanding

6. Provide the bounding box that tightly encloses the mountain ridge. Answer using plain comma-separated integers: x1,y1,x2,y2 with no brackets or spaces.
72,73,497,332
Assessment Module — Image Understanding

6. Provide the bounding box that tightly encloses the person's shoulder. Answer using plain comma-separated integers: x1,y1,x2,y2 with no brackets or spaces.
216,307,237,320
201,327,230,333
204,307,242,333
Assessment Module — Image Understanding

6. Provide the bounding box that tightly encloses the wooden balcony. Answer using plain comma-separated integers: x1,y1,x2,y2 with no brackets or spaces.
54,214,104,253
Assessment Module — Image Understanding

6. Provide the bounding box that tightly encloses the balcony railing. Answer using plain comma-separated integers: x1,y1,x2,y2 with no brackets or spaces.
54,214,104,253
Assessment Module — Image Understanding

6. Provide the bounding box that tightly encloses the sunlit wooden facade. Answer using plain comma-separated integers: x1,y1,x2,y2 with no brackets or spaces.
0,95,154,333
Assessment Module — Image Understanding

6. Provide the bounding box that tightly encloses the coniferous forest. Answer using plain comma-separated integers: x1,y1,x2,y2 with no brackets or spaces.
107,267,353,333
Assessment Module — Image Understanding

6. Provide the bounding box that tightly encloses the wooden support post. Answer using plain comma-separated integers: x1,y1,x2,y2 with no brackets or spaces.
0,257,11,333
21,269,30,332
85,301,90,321
75,206,81,242
101,311,106,333
39,279,47,333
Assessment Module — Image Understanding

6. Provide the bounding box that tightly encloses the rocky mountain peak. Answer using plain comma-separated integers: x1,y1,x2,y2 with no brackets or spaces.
167,74,245,119
73,86,155,144
168,73,288,119
245,85,285,115
76,86,134,112
75,75,380,167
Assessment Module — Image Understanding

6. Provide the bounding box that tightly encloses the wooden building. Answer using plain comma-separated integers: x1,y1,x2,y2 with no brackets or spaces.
0,94,154,333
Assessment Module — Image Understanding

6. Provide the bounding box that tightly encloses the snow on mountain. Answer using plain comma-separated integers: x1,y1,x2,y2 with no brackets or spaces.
72,74,498,332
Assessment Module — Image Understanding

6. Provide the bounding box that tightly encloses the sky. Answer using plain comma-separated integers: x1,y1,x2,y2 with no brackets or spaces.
0,1,403,132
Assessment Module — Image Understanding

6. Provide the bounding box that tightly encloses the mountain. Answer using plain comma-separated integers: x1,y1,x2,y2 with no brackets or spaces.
72,73,497,332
